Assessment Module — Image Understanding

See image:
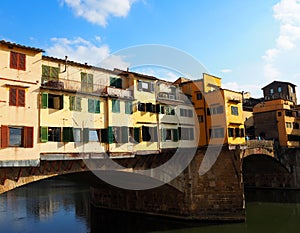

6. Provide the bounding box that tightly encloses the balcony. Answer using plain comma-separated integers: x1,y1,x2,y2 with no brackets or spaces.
42,78,106,95
106,86,133,99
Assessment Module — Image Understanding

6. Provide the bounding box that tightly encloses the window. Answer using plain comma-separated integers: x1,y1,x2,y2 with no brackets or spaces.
293,122,300,129
196,92,203,100
129,127,140,143
81,72,94,93
88,129,100,142
228,128,234,137
47,127,61,142
41,93,63,110
1,125,33,148
112,99,120,113
235,128,240,137
110,77,122,89
125,101,133,114
270,88,274,94
165,106,175,115
146,103,156,113
138,102,145,112
180,109,193,117
137,80,154,92
198,115,204,123
88,99,100,113
278,87,282,93
179,127,194,140
278,111,282,117
42,65,59,83
209,128,224,138
9,87,25,107
107,126,128,144
286,122,292,128
142,126,158,142
206,106,223,115
10,52,26,70
231,106,239,116
69,96,82,111
288,134,300,142
162,128,178,142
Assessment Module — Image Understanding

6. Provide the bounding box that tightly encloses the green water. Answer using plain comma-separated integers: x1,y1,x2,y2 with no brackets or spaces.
1,176,300,233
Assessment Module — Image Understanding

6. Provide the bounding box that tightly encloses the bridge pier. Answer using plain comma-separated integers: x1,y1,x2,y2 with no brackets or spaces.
90,147,245,222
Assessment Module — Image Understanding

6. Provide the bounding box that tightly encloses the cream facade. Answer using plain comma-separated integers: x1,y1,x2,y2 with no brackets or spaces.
0,41,43,166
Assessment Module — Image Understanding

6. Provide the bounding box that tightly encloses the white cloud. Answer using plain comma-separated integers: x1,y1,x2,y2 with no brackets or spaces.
262,0,300,94
221,69,232,73
46,37,130,70
46,37,110,66
62,0,138,27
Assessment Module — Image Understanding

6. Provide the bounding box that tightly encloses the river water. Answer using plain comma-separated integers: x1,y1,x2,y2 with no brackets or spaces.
1,175,300,233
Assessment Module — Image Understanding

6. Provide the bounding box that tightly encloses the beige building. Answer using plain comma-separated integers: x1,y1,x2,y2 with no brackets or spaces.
0,40,43,166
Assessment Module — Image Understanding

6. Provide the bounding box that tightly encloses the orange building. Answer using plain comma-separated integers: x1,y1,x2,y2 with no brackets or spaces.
175,73,245,147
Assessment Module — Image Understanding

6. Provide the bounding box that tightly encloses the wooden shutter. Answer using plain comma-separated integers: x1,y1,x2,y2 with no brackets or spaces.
87,74,93,92
9,87,17,106
81,73,87,92
88,99,94,113
100,129,108,143
173,129,178,142
10,52,18,69
24,126,34,148
18,89,25,107
95,100,100,113
121,127,128,143
40,127,48,142
161,129,166,142
18,53,26,71
41,93,48,109
69,96,75,111
134,127,140,143
150,83,154,92
76,97,82,111
83,128,89,143
116,78,122,89
63,127,74,142
1,125,9,148
137,80,142,90
108,127,114,144
152,127,158,142
51,67,59,80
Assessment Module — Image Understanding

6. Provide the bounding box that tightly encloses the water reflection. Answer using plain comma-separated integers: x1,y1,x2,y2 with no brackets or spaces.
1,175,300,233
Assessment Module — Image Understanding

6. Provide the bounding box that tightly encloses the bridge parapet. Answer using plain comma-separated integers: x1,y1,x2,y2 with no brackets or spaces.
242,140,274,159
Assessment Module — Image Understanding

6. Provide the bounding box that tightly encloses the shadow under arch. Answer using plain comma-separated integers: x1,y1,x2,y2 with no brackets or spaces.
242,154,292,188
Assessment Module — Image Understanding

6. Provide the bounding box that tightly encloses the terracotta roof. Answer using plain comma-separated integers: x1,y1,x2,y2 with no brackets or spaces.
0,40,44,53
43,55,92,68
262,80,297,89
114,68,158,80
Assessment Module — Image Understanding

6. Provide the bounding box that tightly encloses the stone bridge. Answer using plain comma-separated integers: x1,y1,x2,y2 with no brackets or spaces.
2,142,300,222
242,140,300,189
0,147,245,222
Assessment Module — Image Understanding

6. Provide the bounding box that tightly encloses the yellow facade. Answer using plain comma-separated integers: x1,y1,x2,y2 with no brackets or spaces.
0,41,43,165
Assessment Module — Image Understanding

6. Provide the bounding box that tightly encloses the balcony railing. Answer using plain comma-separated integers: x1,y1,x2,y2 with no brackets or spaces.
42,78,106,95
106,86,133,99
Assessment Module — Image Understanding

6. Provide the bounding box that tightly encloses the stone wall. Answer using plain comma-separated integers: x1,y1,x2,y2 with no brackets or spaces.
91,147,245,222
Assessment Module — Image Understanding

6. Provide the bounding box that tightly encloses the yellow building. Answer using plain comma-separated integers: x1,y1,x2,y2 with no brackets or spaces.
253,99,300,148
0,40,43,166
157,80,198,150
176,73,245,147
40,56,108,159
124,70,160,155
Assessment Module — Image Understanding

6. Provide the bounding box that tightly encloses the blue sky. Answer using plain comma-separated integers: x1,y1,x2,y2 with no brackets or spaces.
1,0,300,98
